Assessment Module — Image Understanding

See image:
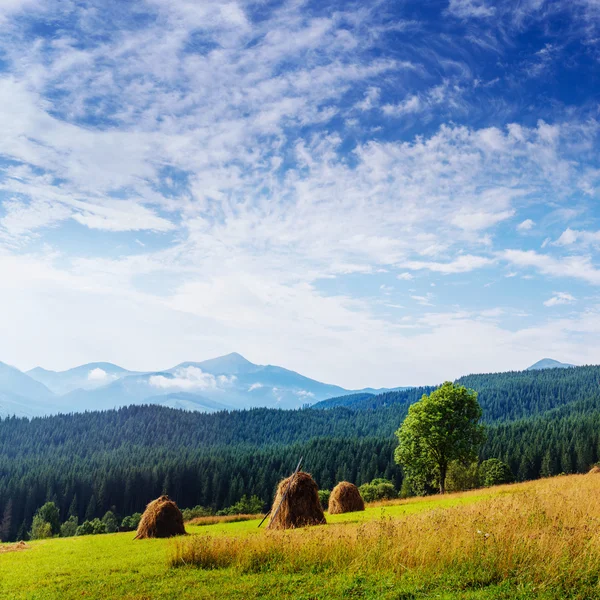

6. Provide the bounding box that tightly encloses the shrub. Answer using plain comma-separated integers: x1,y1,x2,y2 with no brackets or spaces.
318,489,331,510
446,461,480,492
217,495,264,516
359,478,397,502
75,519,106,536
182,505,213,522
90,518,107,535
60,516,78,538
102,511,119,533
76,520,94,536
479,458,513,487
121,513,142,531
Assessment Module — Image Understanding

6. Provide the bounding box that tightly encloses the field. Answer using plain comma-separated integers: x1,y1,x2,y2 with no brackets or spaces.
1,475,600,599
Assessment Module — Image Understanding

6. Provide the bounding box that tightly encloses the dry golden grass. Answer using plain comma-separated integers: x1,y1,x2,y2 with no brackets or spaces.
187,514,262,527
170,475,600,595
0,541,29,554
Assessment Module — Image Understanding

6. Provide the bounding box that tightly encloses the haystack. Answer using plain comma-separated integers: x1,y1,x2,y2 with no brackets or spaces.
135,495,186,539
588,465,600,475
328,481,365,514
268,471,326,530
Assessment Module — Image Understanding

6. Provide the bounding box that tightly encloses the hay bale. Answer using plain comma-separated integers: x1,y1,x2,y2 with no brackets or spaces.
268,471,326,530
588,465,600,475
328,481,365,514
135,495,186,539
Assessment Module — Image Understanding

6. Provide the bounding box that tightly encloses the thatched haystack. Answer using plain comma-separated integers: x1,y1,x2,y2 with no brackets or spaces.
268,471,326,530
328,481,365,514
135,495,186,539
588,465,600,475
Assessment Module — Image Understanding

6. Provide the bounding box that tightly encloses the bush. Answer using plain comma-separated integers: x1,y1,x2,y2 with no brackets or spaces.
60,516,78,538
90,518,107,534
76,520,94,536
217,495,264,516
102,511,119,533
446,461,480,492
121,513,142,531
181,506,213,522
30,515,53,540
318,490,331,510
479,458,513,487
76,518,107,536
358,478,397,502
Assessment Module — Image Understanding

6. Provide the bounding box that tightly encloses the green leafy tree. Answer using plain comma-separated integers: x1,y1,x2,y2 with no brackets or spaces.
479,458,513,487
60,516,78,538
36,502,60,535
395,382,486,494
102,511,119,534
30,515,53,540
446,461,480,492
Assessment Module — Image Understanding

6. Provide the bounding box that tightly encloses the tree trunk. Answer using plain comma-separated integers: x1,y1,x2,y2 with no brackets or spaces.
439,462,447,494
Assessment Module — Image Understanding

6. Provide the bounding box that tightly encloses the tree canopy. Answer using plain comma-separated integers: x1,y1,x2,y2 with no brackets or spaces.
394,382,486,493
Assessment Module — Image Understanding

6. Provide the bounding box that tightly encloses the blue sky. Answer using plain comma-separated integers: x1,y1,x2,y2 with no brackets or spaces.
0,0,599,388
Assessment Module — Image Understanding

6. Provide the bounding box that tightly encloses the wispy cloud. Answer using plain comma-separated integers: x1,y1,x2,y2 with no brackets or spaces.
544,292,576,307
0,0,599,387
501,250,600,285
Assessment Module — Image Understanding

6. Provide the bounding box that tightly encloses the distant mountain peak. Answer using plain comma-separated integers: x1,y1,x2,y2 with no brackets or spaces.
173,352,257,375
526,358,575,371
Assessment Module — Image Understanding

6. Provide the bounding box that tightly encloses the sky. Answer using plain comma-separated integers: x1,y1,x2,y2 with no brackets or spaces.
0,0,599,388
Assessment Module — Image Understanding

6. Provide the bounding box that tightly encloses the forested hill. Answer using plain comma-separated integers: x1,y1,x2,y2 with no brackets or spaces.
316,365,600,423
2,364,600,542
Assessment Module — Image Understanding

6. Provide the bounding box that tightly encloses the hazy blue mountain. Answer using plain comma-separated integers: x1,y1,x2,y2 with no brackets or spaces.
27,362,135,395
0,362,58,418
526,358,575,371
3,353,401,415
0,361,54,400
172,352,258,375
0,389,61,418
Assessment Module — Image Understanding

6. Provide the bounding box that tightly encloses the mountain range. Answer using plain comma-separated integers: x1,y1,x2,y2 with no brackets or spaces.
0,354,578,418
0,353,405,418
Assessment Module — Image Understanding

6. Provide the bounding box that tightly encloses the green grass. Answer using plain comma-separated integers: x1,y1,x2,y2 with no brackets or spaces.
0,482,591,600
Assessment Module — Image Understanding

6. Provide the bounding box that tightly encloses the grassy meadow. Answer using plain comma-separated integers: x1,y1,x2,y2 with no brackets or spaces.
1,475,600,599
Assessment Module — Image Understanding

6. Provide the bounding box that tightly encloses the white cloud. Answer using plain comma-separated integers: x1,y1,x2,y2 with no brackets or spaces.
411,293,435,306
149,366,235,391
517,219,535,231
382,95,421,116
397,272,414,281
356,87,380,111
248,382,263,392
544,292,576,307
501,250,600,285
88,368,112,381
554,228,600,248
402,255,493,274
447,0,496,19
